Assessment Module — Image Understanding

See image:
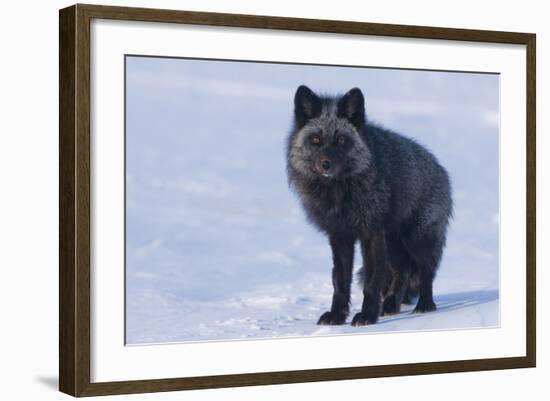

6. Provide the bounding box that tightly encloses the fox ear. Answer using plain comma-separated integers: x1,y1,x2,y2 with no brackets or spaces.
294,85,321,126
337,87,366,128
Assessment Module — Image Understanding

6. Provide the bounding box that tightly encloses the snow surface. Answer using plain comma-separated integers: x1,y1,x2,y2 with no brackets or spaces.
125,57,500,344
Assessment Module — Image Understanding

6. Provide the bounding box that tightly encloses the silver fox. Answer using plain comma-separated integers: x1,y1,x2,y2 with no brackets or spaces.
286,85,453,326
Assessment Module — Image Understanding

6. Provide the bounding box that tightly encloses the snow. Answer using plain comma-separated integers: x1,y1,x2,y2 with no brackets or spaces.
127,273,498,344
125,57,499,344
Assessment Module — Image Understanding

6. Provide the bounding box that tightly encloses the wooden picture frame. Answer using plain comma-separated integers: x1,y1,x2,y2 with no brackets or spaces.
59,3,536,397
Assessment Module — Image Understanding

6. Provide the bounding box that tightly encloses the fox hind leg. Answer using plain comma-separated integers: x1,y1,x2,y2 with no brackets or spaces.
382,239,412,315
402,228,445,314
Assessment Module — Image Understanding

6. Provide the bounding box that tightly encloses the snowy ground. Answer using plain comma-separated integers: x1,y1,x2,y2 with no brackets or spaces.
127,272,498,344
125,57,500,344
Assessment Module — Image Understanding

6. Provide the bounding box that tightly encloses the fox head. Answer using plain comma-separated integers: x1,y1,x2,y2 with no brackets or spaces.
287,85,372,181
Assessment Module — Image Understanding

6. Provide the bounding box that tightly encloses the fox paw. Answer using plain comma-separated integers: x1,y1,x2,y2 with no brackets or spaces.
413,299,437,314
382,296,401,316
351,312,378,326
317,311,347,325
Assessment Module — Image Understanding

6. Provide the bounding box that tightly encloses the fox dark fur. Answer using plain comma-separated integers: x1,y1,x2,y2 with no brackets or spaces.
286,85,452,326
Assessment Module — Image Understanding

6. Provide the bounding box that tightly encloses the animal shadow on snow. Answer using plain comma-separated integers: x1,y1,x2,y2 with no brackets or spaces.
374,289,499,326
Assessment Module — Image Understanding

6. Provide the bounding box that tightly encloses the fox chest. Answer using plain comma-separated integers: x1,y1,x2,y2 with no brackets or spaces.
301,186,376,234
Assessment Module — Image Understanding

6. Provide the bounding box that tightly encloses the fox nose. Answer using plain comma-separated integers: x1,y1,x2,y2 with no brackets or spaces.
321,159,332,171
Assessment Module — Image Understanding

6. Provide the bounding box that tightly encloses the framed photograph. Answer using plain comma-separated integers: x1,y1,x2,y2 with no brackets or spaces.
59,4,536,397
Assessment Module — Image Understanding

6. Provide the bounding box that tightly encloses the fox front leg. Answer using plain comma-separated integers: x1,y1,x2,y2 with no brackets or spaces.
352,231,386,326
317,234,355,325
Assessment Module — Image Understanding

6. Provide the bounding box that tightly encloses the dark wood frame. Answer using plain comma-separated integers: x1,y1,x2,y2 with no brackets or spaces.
59,3,536,397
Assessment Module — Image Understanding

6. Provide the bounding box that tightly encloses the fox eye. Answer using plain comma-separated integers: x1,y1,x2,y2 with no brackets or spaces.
337,135,347,145
309,134,322,146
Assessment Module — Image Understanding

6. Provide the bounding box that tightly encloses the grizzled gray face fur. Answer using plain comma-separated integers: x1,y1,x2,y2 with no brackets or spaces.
288,86,372,180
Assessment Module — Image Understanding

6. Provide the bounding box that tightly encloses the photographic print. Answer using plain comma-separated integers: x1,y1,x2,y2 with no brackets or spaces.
59,5,534,395
124,56,499,345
